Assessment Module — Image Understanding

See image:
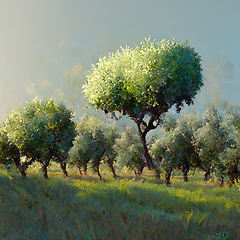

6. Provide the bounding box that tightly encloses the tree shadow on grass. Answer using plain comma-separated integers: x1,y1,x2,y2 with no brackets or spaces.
0,173,239,240
0,173,88,239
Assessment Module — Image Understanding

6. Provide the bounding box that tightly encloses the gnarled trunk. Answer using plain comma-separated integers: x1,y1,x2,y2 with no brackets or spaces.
83,163,87,175
95,151,105,181
133,165,144,180
165,168,173,186
107,157,117,179
137,126,160,179
204,169,211,181
220,177,224,187
42,159,50,179
96,164,102,180
13,156,26,178
60,162,68,178
182,164,190,182
42,165,48,179
78,166,83,175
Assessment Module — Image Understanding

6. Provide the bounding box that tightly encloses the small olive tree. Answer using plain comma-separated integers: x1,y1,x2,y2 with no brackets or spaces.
152,113,202,184
4,99,76,178
114,127,145,179
218,130,240,186
218,104,240,186
69,116,119,180
83,37,203,179
195,104,227,181
0,131,26,177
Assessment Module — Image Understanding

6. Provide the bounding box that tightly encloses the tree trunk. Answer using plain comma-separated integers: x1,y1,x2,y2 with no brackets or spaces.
107,157,117,179
220,177,224,187
204,169,211,181
192,167,196,175
133,169,138,180
13,157,26,178
182,165,190,182
230,178,235,186
165,168,172,186
11,146,26,178
60,162,68,178
83,163,87,175
95,151,105,181
42,160,50,179
96,164,102,181
133,166,144,180
78,166,83,175
42,165,48,179
137,126,160,179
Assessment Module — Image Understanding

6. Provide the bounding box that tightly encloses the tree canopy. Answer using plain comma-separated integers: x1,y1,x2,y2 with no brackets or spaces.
83,38,203,122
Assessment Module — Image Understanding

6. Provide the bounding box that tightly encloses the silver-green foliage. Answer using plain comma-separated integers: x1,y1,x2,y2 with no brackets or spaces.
114,127,145,174
69,116,119,178
4,99,76,177
194,104,228,180
83,38,203,115
218,104,240,184
152,113,202,182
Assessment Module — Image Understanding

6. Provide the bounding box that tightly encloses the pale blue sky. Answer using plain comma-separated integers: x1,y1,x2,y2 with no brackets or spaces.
0,0,239,120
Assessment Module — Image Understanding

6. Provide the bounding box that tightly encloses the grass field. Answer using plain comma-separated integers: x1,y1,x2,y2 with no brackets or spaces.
0,164,239,240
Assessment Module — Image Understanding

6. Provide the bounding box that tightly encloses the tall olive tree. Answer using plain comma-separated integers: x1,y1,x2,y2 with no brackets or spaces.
83,38,203,178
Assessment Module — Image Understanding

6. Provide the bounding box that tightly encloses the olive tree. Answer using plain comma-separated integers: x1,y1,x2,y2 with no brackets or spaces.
0,131,26,177
218,104,240,186
69,116,119,180
4,99,76,178
83,37,203,179
68,132,89,176
152,113,202,184
114,127,145,179
218,129,240,186
195,104,227,181
174,113,202,182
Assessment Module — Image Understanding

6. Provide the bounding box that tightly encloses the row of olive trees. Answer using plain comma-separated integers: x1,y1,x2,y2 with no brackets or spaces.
68,119,146,180
1,97,239,187
0,98,143,180
68,102,240,186
152,103,240,186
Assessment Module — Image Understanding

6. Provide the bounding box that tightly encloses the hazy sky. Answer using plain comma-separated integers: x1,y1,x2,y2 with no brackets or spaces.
0,0,239,120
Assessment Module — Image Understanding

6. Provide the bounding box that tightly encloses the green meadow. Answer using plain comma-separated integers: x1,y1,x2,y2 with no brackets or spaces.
0,164,239,240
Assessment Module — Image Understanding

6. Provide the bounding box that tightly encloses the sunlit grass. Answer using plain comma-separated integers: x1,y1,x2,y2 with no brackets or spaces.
0,165,239,239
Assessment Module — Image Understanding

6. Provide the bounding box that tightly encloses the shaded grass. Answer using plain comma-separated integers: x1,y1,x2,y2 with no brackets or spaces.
0,166,239,239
